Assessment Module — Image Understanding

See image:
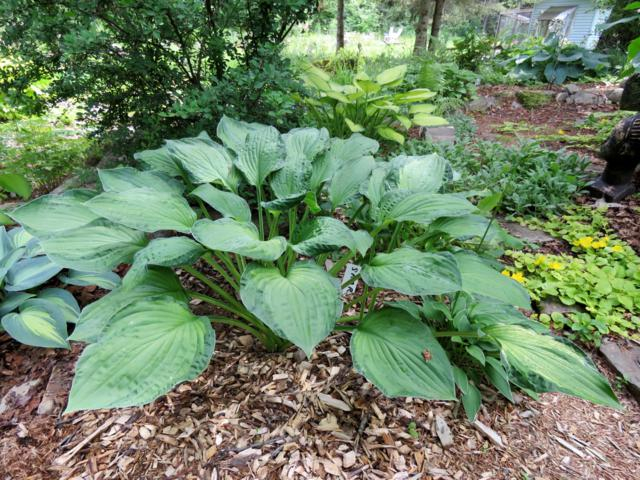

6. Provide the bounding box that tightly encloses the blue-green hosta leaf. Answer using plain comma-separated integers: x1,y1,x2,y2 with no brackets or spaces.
361,248,461,296
376,190,477,225
58,270,122,290
8,227,41,256
192,218,286,262
240,262,342,356
65,296,214,412
36,288,80,324
328,155,375,209
98,167,184,195
70,267,187,343
292,216,373,257
166,136,238,191
0,247,26,283
190,184,251,222
40,219,148,273
0,226,12,258
2,299,69,348
283,127,329,160
126,236,205,283
350,308,455,399
60,189,99,201
217,115,266,154
234,126,285,187
261,193,308,212
86,188,196,233
362,164,392,210
310,134,379,190
468,297,547,332
429,215,505,241
134,145,182,177
454,252,530,309
10,194,101,236
4,256,63,292
0,292,35,316
486,325,620,408
270,155,312,203
390,154,447,192
485,356,513,402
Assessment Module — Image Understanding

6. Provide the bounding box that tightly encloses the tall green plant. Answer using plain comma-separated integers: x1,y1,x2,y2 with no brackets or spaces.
8,116,620,416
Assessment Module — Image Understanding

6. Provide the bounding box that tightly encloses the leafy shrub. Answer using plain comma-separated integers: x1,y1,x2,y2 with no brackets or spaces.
0,57,50,122
300,64,447,143
506,208,640,345
515,90,554,109
600,1,640,75
451,31,495,72
502,35,610,84
7,116,619,415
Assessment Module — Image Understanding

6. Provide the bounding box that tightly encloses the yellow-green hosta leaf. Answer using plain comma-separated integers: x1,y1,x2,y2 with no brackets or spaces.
192,218,286,261
393,89,437,105
376,190,477,225
40,219,148,273
376,126,405,144
354,78,381,94
413,113,449,127
292,216,373,257
486,325,620,408
65,296,215,412
191,184,251,222
240,262,342,356
301,64,332,92
4,255,63,291
0,173,31,200
234,126,285,187
86,188,197,233
395,115,412,130
345,118,365,133
2,299,69,348
98,167,184,195
361,248,461,295
376,64,408,86
134,146,182,177
409,104,437,114
351,308,456,399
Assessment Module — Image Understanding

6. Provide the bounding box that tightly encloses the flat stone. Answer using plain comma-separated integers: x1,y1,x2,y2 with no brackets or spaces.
422,125,456,144
501,222,555,244
467,95,496,112
539,298,584,316
0,379,41,415
565,83,581,95
556,92,569,103
569,91,604,105
599,339,640,402
435,414,453,448
606,88,623,104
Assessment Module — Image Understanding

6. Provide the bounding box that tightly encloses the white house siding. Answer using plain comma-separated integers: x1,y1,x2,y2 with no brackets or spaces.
528,0,612,49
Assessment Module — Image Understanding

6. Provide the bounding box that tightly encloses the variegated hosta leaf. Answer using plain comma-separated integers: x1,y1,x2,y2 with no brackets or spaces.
36,288,80,324
4,255,63,291
328,155,375,209
361,248,461,296
65,296,215,412
8,226,42,256
191,218,286,261
166,135,238,191
0,247,27,284
98,167,184,195
217,115,266,154
234,126,286,187
86,187,197,233
240,262,342,356
40,219,148,273
309,133,379,190
454,252,531,309
1,299,69,348
190,184,251,222
376,190,477,225
486,325,620,408
292,216,373,257
10,194,101,236
70,267,188,343
59,270,122,290
0,292,35,316
350,308,456,399
133,145,182,177
390,154,447,193
126,236,205,283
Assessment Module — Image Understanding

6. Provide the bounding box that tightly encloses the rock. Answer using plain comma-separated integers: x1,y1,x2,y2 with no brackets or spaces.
293,348,307,362
0,379,41,415
501,221,555,244
569,91,604,105
556,92,569,103
539,298,584,316
423,125,456,144
606,88,624,104
467,95,496,112
237,335,254,348
434,415,453,448
342,451,357,469
515,90,554,109
565,83,581,95
510,100,523,109
599,339,640,402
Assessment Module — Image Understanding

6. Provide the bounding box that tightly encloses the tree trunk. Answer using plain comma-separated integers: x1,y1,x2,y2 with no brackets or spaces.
428,0,445,52
336,0,345,50
413,0,431,55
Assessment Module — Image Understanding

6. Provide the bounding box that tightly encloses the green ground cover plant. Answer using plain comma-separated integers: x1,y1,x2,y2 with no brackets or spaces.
505,208,640,345
4,116,619,416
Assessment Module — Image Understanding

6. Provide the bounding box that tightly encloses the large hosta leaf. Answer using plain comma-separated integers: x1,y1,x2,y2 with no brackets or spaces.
41,219,148,272
234,126,285,187
10,194,100,236
86,188,196,233
361,248,461,295
270,154,312,203
390,154,446,192
1,299,69,348
328,155,375,209
192,218,286,261
133,146,182,177
191,184,251,222
4,255,63,291
126,236,205,282
292,216,373,257
217,115,265,154
66,296,215,412
70,267,187,343
98,167,184,195
429,215,505,241
455,252,530,309
240,262,342,356
59,270,122,290
376,190,476,225
283,127,329,160
486,325,620,408
351,308,455,399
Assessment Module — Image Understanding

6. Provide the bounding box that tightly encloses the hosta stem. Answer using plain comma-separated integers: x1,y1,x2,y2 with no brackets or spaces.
203,253,239,290
388,223,401,252
209,316,269,346
257,186,265,240
334,325,356,332
182,265,243,310
214,251,241,281
329,251,355,276
434,330,480,338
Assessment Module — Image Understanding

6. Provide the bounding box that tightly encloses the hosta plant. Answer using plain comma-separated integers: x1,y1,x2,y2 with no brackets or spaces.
300,63,448,144
9,116,620,416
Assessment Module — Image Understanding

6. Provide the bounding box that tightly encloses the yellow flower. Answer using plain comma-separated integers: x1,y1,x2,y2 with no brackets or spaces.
611,245,624,253
557,129,566,134
510,272,525,283
534,255,546,266
548,261,563,270
574,236,593,248
591,240,607,249
501,269,511,277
